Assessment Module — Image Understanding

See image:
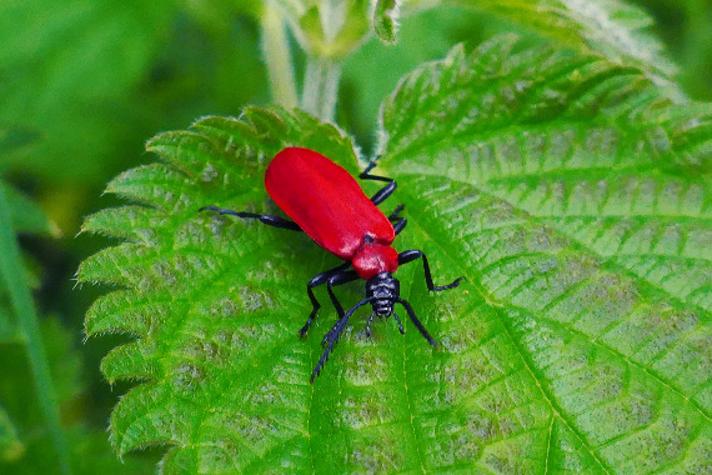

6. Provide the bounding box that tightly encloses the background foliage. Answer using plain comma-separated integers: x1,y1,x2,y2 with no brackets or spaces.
0,0,710,473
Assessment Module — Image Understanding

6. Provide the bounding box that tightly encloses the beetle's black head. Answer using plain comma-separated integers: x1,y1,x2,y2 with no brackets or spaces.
365,272,400,317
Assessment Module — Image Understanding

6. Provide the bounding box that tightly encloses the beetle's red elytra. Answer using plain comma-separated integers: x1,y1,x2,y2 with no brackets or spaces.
266,148,399,279
201,147,462,381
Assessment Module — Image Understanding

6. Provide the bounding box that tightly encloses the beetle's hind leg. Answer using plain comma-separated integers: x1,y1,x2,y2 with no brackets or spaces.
199,205,301,231
393,218,407,235
387,204,407,235
388,204,405,220
360,161,396,205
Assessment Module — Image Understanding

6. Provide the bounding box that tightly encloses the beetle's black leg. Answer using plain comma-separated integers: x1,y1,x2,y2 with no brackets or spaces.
397,298,436,347
388,204,405,221
392,312,405,335
368,180,396,205
393,218,407,236
300,263,351,337
360,162,396,205
388,204,408,235
326,270,360,317
311,297,373,382
199,206,301,231
316,270,361,347
363,312,377,337
398,249,464,291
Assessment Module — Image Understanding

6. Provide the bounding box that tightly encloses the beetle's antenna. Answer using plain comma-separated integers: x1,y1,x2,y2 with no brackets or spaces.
311,297,374,382
397,298,436,347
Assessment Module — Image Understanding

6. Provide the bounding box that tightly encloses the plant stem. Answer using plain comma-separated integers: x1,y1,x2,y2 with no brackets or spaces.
0,183,71,475
301,55,341,121
261,1,298,109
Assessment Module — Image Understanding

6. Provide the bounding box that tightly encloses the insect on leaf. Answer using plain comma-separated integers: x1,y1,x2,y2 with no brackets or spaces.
79,38,711,472
377,35,712,473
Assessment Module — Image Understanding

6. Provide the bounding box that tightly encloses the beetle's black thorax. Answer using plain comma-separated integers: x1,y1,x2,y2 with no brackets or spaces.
365,272,400,316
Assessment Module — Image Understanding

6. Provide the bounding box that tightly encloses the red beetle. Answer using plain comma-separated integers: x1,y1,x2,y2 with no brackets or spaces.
201,147,462,381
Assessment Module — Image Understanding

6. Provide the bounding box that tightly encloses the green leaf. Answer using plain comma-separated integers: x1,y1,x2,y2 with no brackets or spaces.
0,127,55,239
378,36,712,472
0,184,71,474
0,318,79,472
0,305,16,343
0,406,23,462
0,317,155,474
0,318,82,440
272,0,371,58
0,180,47,462
0,126,38,167
2,183,56,237
372,0,400,44
447,0,677,90
343,7,490,149
0,178,54,343
80,40,711,472
78,108,365,470
0,0,178,181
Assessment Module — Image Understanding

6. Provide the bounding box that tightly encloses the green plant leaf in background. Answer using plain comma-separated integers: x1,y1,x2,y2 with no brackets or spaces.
0,0,178,182
1,134,150,472
372,0,400,44
0,405,23,463
0,178,55,465
0,317,81,472
0,125,48,343
0,181,72,474
0,316,155,474
4,184,58,237
275,0,371,59
344,0,683,153
0,180,54,342
78,35,711,472
442,0,678,93
0,196,155,473
0,304,15,344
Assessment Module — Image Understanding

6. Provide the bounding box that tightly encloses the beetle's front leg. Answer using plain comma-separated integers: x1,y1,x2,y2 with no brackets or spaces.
398,249,463,291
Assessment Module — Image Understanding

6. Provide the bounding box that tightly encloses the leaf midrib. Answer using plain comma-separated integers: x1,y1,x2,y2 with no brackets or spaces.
401,281,429,475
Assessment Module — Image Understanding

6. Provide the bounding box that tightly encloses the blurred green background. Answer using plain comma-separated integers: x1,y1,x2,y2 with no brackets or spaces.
0,0,710,472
